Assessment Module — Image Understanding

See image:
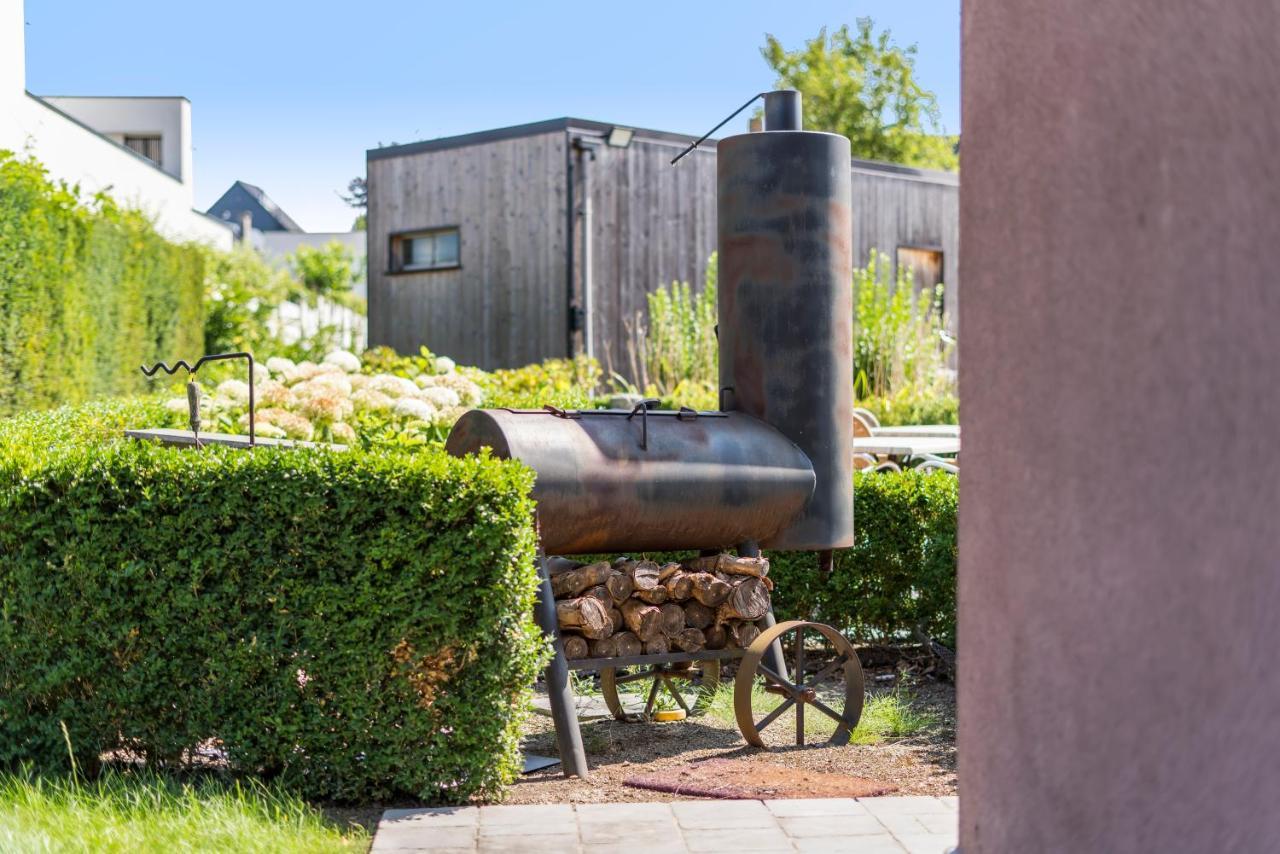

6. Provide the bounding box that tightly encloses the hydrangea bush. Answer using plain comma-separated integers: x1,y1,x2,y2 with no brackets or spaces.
165,350,485,448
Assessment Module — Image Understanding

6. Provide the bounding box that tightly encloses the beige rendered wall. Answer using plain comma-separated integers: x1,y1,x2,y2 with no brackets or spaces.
958,1,1280,851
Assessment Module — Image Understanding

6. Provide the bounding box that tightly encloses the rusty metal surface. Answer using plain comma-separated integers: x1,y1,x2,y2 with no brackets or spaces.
445,408,815,554
718,127,855,550
734,620,865,748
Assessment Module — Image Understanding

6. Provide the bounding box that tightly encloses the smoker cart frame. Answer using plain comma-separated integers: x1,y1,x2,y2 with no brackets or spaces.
532,552,866,779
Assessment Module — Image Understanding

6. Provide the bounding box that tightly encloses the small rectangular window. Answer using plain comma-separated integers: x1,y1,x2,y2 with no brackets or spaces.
392,227,461,272
123,135,162,167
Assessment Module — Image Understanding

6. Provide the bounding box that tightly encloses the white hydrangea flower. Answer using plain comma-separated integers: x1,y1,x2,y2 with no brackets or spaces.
283,361,326,385
164,397,189,414
352,388,395,412
244,421,287,440
369,374,419,398
257,379,293,407
434,356,456,374
308,372,353,397
348,373,371,390
323,350,362,373
216,379,251,403
251,361,270,384
330,422,357,443
415,386,461,409
420,373,484,407
393,397,437,421
266,356,296,376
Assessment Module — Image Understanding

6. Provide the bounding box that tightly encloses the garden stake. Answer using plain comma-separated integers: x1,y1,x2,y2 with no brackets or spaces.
140,351,257,447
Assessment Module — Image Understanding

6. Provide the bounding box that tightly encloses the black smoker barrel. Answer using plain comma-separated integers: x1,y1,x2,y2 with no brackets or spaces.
717,91,855,550
445,408,814,554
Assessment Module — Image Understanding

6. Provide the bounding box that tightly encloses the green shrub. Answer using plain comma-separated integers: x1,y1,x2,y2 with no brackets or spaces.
769,469,958,646
0,153,205,414
0,401,546,803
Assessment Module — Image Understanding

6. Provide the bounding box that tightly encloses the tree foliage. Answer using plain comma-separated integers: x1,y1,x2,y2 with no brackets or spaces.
761,19,958,170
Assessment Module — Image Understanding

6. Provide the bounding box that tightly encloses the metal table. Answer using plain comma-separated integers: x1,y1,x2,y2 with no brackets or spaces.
854,435,961,460
870,425,960,439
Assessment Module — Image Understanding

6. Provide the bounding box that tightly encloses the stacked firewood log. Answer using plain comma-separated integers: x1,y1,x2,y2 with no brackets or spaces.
551,554,773,660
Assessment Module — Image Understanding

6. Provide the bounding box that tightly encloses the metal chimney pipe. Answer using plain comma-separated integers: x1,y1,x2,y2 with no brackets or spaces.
717,90,854,551
762,90,802,131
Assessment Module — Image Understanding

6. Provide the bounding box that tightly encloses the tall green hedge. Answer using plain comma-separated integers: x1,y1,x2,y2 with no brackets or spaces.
769,470,958,646
0,401,546,802
0,153,205,414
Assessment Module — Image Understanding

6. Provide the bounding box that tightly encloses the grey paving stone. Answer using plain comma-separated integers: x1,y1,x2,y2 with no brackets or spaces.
777,814,890,837
874,814,930,838
574,802,677,824
578,820,680,845
582,841,690,854
671,799,779,830
894,834,957,854
937,796,958,811
859,796,952,815
477,833,579,853
915,813,959,834
478,803,577,826
764,797,868,817
371,824,476,852
793,835,907,853
682,825,793,852
381,806,480,827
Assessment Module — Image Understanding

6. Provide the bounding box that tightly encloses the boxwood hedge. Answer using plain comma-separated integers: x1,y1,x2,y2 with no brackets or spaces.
769,469,958,646
0,401,546,803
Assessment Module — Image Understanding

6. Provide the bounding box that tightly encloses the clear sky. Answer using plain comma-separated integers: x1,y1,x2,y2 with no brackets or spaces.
22,1,959,233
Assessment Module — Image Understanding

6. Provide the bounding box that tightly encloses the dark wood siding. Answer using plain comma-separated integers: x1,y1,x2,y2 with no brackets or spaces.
574,134,718,378
849,164,961,335
367,125,958,377
367,131,568,370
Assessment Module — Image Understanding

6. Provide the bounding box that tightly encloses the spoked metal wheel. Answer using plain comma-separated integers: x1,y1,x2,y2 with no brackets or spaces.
600,661,721,721
734,620,865,748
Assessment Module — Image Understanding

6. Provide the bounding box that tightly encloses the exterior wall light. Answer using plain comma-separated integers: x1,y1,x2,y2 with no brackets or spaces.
606,127,634,148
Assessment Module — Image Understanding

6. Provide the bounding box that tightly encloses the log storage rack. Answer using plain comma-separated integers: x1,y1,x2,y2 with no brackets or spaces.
445,90,866,778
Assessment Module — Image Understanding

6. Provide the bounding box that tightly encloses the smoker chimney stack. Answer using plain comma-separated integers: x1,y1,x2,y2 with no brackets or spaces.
717,89,855,550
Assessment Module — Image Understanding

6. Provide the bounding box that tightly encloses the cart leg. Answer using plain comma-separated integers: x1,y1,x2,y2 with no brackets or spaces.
737,542,789,681
533,554,589,779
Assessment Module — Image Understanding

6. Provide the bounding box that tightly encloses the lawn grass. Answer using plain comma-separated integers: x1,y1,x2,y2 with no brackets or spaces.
0,769,368,853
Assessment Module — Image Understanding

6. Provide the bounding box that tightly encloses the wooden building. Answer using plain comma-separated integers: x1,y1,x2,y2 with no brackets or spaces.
366,118,958,376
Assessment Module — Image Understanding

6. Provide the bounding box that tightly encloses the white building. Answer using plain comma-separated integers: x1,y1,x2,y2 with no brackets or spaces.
0,0,232,248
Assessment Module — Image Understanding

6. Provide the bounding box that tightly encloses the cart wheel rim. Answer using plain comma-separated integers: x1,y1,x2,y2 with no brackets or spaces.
601,661,721,721
733,620,865,748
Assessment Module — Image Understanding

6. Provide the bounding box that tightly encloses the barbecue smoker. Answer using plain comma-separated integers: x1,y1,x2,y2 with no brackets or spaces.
446,91,863,778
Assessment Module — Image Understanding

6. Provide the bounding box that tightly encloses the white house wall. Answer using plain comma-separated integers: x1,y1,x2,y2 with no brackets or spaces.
42,96,189,183
0,0,231,249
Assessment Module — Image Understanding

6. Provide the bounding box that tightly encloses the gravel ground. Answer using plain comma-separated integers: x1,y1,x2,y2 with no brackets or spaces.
505,667,955,805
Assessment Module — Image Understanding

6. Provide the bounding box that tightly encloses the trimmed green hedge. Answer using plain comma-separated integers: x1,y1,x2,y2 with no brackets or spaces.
0,401,546,802
0,153,205,414
769,470,958,646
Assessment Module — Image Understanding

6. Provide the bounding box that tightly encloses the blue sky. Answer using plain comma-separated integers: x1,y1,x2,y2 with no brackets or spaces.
23,1,959,232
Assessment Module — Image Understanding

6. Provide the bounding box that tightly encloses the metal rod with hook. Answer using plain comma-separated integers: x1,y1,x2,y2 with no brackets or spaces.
140,352,257,447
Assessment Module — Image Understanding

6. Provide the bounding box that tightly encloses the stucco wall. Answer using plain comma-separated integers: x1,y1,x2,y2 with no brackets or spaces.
43,96,190,183
959,1,1280,851
0,0,230,249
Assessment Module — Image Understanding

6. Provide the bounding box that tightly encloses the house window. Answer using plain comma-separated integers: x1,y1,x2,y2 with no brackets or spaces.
123,135,162,167
392,227,460,272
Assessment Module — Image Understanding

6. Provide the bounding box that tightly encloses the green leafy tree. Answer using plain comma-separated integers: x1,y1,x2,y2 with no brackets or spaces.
761,19,958,170
287,241,364,311
202,245,298,355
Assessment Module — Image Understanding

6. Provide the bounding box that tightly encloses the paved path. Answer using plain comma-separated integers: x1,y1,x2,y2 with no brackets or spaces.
372,796,958,853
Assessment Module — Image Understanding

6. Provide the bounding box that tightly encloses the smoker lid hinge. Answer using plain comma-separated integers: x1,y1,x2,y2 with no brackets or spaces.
543,405,582,419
